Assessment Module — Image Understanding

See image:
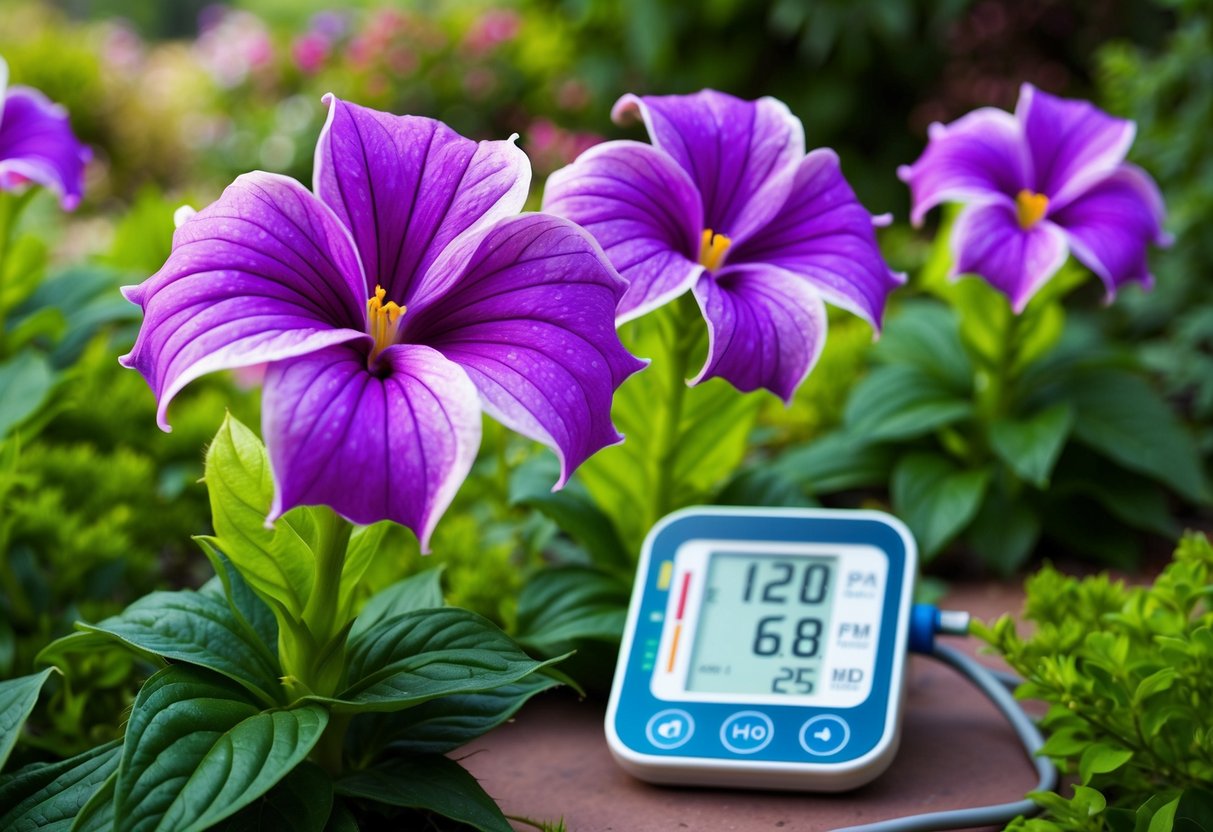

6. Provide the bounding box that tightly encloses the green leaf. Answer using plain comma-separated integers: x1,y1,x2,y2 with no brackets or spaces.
1147,798,1179,832
348,568,445,642
323,801,359,832
69,771,116,832
0,351,54,439
338,521,404,631
209,762,333,832
989,403,1075,488
113,664,328,832
78,587,283,707
1066,368,1207,502
335,755,512,832
714,466,816,508
844,364,973,442
1175,789,1213,832
348,674,561,757
515,565,630,653
964,486,1041,575
770,431,896,494
1133,667,1177,706
1078,742,1134,783
197,541,280,659
328,608,559,714
0,667,54,771
0,740,121,831
510,456,632,571
872,300,973,389
204,413,322,621
1051,446,1179,538
891,453,992,558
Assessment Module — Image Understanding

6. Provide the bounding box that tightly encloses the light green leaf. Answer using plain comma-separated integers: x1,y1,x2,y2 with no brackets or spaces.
348,568,445,642
891,453,992,558
0,351,54,439
78,588,283,706
844,364,973,442
989,403,1074,488
209,762,333,832
0,667,54,772
328,608,559,714
1147,798,1179,832
515,565,630,653
1078,742,1134,783
113,665,327,832
770,431,896,495
0,740,121,831
335,755,512,832
338,521,402,630
1133,667,1177,706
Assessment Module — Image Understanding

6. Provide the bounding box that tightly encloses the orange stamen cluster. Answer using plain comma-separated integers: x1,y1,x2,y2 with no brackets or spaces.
367,285,405,363
1015,190,1049,230
698,229,732,272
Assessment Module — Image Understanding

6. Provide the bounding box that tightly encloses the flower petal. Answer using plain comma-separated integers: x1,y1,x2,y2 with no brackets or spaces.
314,94,530,307
542,139,704,323
120,172,369,430
1016,83,1135,209
951,201,1070,312
263,342,481,551
0,87,91,209
1051,164,1167,297
407,213,646,485
729,148,903,328
612,90,804,242
898,107,1029,226
690,265,828,403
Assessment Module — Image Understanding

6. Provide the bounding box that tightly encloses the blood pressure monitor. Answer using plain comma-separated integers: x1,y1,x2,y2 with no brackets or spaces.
605,507,917,792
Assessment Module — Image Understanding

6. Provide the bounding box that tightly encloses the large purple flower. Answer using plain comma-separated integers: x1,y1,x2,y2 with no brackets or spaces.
899,83,1169,311
0,57,90,209
121,95,643,548
542,89,902,402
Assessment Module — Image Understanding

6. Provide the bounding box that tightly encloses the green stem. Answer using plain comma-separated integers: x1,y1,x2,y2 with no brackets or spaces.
648,296,700,528
312,711,351,777
978,303,1023,425
302,507,353,643
0,190,35,343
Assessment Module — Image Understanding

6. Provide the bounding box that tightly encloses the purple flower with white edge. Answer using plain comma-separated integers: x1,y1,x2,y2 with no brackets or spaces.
0,57,90,209
121,95,644,549
899,83,1169,312
543,89,903,402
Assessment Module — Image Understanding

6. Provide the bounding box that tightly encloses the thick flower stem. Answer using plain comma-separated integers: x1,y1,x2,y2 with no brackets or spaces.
978,302,1023,425
302,507,353,646
649,295,701,528
312,711,351,777
0,190,35,343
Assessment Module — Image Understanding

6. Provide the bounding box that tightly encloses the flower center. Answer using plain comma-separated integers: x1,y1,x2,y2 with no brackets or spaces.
366,284,405,364
1015,190,1049,230
698,229,732,272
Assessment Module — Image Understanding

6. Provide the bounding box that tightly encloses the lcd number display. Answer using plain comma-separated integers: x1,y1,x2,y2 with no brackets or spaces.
686,553,836,696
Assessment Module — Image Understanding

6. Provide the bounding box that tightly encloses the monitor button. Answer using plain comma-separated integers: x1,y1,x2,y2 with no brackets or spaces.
646,709,694,750
799,714,850,756
720,710,774,755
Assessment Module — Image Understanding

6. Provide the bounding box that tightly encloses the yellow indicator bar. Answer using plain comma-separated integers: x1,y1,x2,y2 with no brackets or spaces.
666,624,682,673
657,560,674,590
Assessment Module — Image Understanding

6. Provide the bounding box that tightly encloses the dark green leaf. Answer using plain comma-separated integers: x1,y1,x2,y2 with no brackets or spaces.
69,771,116,832
1052,447,1179,538
0,740,121,831
0,667,54,771
770,431,896,494
714,466,816,508
323,801,359,832
1175,788,1213,832
113,665,327,832
964,486,1041,575
989,403,1074,488
348,674,561,757
197,542,280,659
0,351,54,439
515,565,630,653
210,762,333,832
872,300,973,389
348,568,445,642
891,453,991,558
844,364,973,442
329,608,559,713
80,588,283,706
335,756,512,832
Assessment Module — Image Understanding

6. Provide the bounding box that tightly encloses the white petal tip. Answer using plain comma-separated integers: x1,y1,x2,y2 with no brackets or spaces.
173,205,197,228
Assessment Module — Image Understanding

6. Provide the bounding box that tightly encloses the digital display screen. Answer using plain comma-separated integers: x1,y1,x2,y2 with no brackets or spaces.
685,552,837,696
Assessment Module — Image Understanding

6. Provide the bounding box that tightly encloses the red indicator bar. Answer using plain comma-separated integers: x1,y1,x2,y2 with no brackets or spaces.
675,572,692,621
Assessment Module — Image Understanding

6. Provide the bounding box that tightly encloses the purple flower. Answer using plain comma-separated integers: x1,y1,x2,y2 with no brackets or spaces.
899,83,1169,312
0,57,90,209
121,95,643,549
542,89,902,402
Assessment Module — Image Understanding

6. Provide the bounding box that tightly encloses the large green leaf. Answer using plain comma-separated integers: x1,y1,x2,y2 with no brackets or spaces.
0,667,54,772
210,762,333,832
328,608,559,713
965,486,1042,575
348,568,445,642
1052,447,1180,539
844,364,973,443
79,587,283,707
515,565,630,654
714,466,817,508
13,264,141,368
1065,368,1208,502
0,740,121,831
335,756,512,832
348,674,561,758
872,300,973,389
113,665,327,832
337,522,400,630
891,452,992,558
0,351,54,439
770,431,896,495
197,542,280,659
69,771,116,832
989,402,1074,488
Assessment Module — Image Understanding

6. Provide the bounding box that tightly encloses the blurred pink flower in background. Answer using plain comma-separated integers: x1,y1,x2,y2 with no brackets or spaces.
194,7,272,88
292,32,331,75
463,9,521,55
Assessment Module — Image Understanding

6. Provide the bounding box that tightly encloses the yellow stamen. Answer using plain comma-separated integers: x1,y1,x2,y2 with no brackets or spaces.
698,228,732,272
1015,189,1049,230
366,284,405,364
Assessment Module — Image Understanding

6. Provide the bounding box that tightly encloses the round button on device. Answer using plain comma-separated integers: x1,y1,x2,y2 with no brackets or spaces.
646,709,694,750
799,715,850,756
720,711,774,755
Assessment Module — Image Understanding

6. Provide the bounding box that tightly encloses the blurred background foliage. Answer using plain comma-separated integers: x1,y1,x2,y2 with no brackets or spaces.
0,0,1210,739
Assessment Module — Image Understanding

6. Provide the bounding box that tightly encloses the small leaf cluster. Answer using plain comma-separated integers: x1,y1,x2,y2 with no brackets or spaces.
975,533,1213,831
